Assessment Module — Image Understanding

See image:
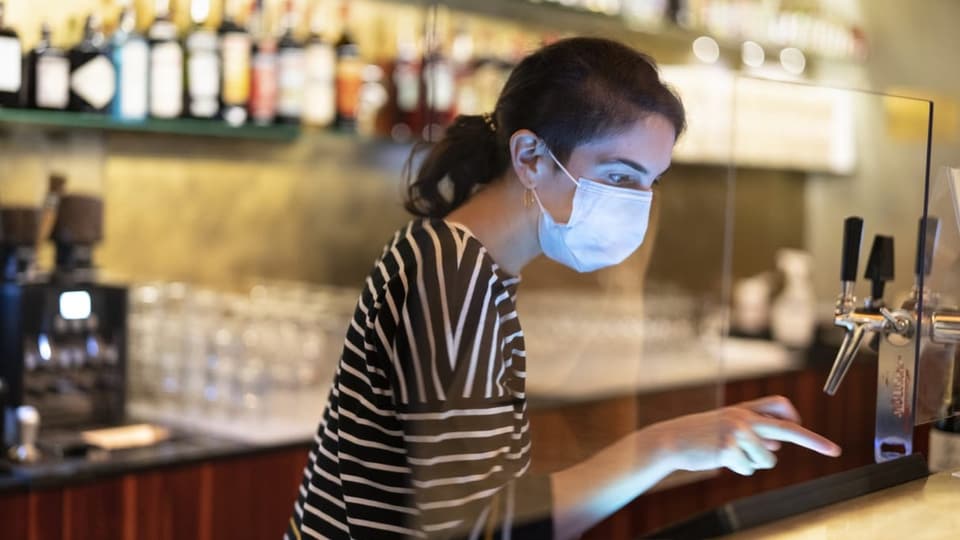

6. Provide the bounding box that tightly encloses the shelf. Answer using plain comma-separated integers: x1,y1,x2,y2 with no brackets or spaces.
0,108,301,142
386,0,856,63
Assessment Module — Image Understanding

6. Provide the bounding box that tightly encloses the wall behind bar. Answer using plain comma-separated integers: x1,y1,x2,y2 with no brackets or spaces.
0,138,794,296
90,131,803,296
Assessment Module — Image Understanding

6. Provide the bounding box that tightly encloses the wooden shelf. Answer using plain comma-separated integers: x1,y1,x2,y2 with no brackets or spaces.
0,108,301,142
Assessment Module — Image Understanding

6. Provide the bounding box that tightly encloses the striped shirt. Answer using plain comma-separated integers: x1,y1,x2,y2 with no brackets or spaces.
286,218,553,539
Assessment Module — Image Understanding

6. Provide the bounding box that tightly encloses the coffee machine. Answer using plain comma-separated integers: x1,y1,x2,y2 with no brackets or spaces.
0,181,127,461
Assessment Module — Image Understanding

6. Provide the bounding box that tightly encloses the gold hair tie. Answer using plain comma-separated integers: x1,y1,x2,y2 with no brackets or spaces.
482,112,497,133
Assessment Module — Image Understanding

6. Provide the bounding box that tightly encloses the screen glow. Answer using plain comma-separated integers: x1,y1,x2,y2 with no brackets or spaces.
60,291,92,320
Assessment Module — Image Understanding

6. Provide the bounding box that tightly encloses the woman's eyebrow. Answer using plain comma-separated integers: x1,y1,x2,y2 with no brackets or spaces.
600,157,649,175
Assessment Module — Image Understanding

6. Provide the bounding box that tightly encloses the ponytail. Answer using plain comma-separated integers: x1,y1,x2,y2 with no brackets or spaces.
403,114,510,218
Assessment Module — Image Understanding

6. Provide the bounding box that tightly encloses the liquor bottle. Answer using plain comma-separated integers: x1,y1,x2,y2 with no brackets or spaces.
421,12,455,140
248,0,278,125
69,14,116,113
111,2,149,121
185,0,221,119
389,25,421,142
148,0,184,118
0,0,24,107
302,1,335,127
26,23,69,110
276,0,306,124
334,2,362,131
450,23,478,117
219,0,252,126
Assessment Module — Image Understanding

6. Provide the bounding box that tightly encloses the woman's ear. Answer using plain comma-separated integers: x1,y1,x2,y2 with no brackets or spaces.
509,129,549,190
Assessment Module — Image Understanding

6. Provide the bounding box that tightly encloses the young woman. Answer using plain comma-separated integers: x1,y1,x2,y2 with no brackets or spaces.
286,37,841,540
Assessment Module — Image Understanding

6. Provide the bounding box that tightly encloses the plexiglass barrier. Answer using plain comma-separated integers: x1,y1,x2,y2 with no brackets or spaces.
723,74,934,462
915,166,960,425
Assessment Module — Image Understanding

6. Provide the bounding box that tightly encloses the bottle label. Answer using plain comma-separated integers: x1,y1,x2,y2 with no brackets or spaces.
394,63,419,113
929,428,960,473
36,55,69,109
250,50,278,122
336,58,363,120
71,55,116,109
424,60,455,112
304,44,336,125
222,33,251,105
118,40,149,119
0,37,21,92
278,48,306,117
303,84,335,126
150,42,184,118
306,43,335,81
188,49,220,117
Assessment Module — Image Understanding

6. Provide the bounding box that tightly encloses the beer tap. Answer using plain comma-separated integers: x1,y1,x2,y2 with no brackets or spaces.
825,219,913,396
824,215,960,462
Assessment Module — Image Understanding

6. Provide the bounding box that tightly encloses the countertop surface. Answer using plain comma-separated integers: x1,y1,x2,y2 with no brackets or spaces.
726,470,960,539
0,427,310,493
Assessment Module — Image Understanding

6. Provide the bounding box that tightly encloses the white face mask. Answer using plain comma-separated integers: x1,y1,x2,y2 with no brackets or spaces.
531,147,654,273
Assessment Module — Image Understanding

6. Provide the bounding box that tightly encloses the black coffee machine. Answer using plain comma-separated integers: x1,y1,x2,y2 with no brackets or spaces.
0,185,126,460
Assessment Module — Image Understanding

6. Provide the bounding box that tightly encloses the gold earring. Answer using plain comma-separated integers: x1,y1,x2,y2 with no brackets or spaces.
523,189,535,209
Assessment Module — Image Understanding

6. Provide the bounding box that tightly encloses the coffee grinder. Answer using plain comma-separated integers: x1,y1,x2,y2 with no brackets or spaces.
1,178,127,462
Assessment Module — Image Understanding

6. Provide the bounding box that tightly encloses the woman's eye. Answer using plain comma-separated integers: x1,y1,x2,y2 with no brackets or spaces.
608,173,632,185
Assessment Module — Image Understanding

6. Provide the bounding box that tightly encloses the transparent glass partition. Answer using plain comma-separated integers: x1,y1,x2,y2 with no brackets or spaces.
727,75,934,462
916,165,960,425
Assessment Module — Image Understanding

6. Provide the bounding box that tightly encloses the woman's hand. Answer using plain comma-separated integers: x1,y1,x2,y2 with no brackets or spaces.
643,395,842,476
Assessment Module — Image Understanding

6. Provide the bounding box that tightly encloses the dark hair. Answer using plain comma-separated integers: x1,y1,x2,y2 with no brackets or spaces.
404,37,686,218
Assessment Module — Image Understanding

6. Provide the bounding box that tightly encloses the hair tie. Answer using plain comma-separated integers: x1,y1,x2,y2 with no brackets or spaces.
482,112,497,133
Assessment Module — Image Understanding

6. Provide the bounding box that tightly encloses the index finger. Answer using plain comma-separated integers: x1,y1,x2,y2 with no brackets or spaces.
752,418,842,457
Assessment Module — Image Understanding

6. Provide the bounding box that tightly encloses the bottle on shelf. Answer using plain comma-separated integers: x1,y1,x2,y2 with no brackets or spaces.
389,23,422,142
450,23,478,117
421,8,456,140
0,0,23,107
276,0,306,124
111,1,149,121
219,0,252,126
248,0,278,126
69,14,116,113
148,0,185,119
334,1,363,131
26,22,70,111
185,0,221,119
469,29,505,116
302,0,336,128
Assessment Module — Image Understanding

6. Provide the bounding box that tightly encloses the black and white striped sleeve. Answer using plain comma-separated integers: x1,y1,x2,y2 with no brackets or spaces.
373,221,553,539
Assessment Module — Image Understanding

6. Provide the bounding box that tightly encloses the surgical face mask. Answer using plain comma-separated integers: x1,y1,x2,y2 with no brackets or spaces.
531,147,654,273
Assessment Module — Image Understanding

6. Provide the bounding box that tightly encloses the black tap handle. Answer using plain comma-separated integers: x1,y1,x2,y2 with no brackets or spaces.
915,217,941,277
841,216,864,282
865,235,895,300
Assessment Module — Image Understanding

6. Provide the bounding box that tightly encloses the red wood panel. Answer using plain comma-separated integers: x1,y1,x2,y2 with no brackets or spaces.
131,464,206,540
28,488,64,540
208,448,307,540
61,476,126,540
0,490,30,540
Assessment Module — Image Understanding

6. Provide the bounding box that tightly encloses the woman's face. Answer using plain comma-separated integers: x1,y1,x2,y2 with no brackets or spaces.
538,113,676,224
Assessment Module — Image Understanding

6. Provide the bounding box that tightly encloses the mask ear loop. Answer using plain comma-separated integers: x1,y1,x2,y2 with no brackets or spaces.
544,145,581,187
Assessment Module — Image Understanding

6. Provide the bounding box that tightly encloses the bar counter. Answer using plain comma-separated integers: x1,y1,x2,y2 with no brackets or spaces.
727,470,960,539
